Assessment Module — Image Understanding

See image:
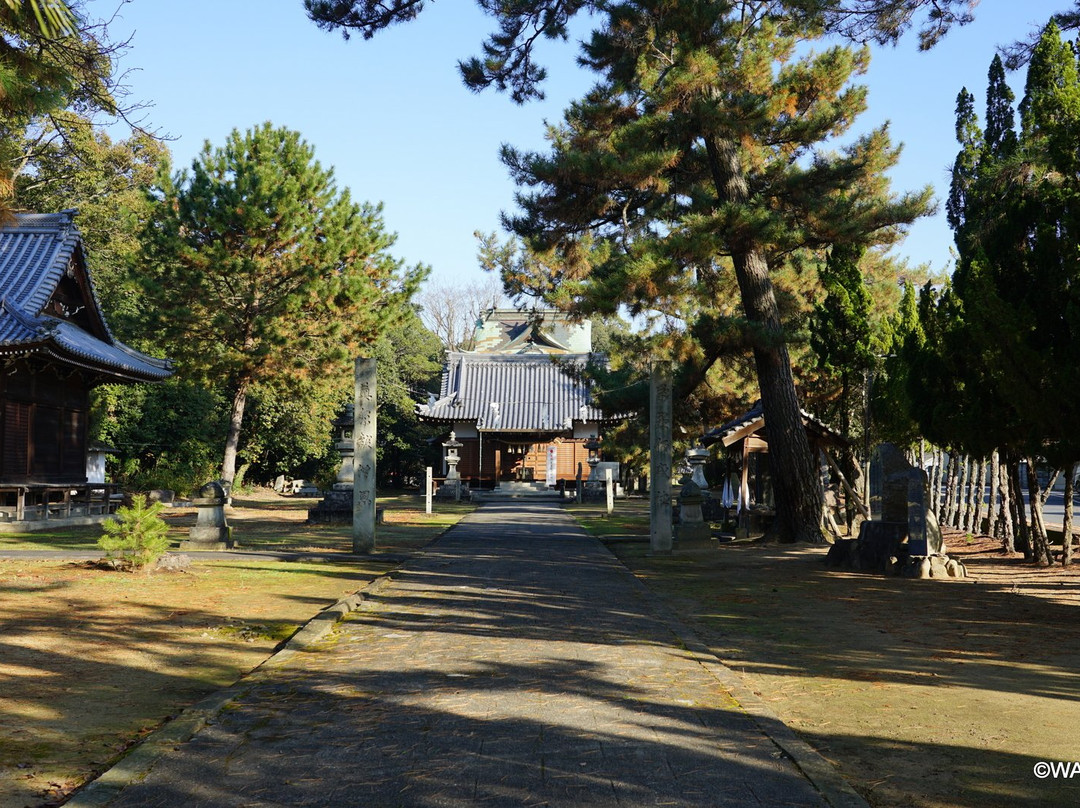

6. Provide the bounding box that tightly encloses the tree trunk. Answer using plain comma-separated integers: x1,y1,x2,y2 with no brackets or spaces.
956,455,970,531
996,456,1014,552
1063,462,1076,568
933,445,941,514
989,449,1001,538
839,443,863,531
706,135,822,543
1025,456,1052,566
221,382,249,485
1007,455,1030,557
931,447,943,515
971,458,986,535
944,455,959,528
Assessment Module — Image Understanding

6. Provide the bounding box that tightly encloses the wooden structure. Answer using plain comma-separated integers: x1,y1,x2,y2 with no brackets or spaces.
417,309,617,489
702,401,848,534
0,211,172,526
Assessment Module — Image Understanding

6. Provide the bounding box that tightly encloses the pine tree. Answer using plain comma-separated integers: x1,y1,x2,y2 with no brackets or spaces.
140,123,426,484
495,3,931,542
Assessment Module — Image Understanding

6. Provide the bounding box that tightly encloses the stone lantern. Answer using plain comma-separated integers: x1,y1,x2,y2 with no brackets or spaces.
307,404,357,523
181,480,233,550
443,431,463,500
685,445,710,491
584,435,601,472
333,404,356,490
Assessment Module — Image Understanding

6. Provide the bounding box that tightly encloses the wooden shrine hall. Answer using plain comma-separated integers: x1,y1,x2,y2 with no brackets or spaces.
417,309,616,489
0,210,172,528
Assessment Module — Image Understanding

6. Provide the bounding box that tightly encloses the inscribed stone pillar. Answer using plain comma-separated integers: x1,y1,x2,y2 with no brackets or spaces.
353,357,376,553
605,466,614,515
650,361,673,554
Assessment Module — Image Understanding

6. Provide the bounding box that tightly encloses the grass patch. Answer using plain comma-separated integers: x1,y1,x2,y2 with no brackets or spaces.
564,498,650,540
0,489,474,807
0,491,475,554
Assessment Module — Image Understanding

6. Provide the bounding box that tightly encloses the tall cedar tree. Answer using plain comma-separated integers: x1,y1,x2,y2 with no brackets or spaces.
140,123,426,484
937,22,1080,564
499,3,930,543
809,243,874,442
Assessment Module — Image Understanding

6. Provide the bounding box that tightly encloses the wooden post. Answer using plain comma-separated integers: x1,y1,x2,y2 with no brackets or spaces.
425,466,433,515
576,462,583,504
649,361,673,554
353,357,376,553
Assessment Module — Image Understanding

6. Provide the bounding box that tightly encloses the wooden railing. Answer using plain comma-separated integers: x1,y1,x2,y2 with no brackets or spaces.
0,483,120,522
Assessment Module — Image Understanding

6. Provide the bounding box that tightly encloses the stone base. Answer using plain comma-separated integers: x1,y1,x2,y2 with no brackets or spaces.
180,539,233,551
675,522,713,548
826,532,966,579
435,483,470,501
187,525,233,545
308,490,353,524
901,554,967,579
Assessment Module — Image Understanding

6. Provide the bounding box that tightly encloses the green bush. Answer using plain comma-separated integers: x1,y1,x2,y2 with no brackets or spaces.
98,494,172,570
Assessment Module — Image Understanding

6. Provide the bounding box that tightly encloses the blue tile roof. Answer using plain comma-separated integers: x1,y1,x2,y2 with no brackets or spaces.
0,210,172,381
418,352,608,431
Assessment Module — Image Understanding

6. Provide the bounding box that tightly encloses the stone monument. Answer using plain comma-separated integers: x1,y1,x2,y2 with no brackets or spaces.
181,480,233,550
353,357,377,553
649,361,673,554
826,443,965,579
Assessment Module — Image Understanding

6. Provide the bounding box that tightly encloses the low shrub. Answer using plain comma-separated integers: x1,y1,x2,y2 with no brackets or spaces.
98,494,172,570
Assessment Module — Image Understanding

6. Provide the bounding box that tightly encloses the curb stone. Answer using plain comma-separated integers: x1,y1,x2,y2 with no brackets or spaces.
63,569,400,808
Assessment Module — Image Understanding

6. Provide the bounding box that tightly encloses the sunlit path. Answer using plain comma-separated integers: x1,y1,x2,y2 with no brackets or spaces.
94,503,843,807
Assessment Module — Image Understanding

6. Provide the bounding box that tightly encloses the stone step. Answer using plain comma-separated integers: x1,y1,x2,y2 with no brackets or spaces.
472,486,563,503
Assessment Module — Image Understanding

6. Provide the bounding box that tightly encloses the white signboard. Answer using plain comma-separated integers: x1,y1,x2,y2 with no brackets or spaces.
546,445,558,487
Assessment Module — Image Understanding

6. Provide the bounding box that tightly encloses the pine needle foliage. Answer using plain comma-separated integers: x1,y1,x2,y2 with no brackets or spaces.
98,494,171,571
139,122,427,483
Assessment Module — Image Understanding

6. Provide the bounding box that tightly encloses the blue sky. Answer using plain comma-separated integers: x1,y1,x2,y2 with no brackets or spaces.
105,1,1059,287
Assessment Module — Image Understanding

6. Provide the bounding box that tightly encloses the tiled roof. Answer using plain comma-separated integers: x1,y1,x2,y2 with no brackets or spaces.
418,352,608,431
701,400,845,448
0,210,172,381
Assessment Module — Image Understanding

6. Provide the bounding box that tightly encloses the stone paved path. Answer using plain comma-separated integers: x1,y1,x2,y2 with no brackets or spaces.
95,503,834,807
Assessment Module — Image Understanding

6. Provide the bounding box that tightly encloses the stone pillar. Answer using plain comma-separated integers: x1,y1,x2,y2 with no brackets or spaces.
425,466,433,515
649,361,673,554
605,466,614,515
353,357,376,553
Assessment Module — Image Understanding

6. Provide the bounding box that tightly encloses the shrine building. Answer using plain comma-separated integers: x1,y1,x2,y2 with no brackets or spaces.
417,308,613,489
0,210,172,525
